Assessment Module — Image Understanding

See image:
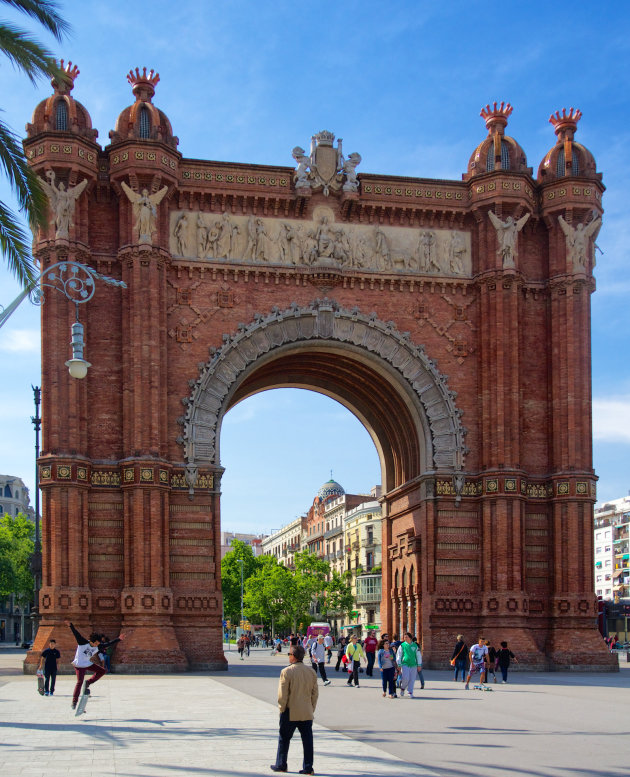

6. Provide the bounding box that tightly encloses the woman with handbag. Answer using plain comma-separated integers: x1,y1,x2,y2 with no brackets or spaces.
450,634,467,682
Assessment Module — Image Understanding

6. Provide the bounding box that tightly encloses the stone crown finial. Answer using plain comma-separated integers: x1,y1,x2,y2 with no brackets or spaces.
51,58,79,94
127,67,160,101
549,107,582,138
480,101,513,134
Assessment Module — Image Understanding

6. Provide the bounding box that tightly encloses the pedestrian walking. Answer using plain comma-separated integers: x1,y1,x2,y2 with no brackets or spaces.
37,638,60,696
323,632,333,663
345,634,365,687
485,639,498,683
496,641,517,683
450,634,468,682
310,635,331,685
270,644,318,775
377,638,398,698
363,631,378,676
395,632,423,697
237,636,245,660
334,635,347,671
465,636,489,690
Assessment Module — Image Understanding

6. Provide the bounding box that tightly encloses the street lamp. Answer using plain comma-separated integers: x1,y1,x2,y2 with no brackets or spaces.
238,558,244,630
0,260,126,378
30,386,42,624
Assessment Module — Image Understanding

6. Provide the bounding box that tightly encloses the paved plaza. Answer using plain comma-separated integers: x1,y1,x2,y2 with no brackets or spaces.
1,645,629,777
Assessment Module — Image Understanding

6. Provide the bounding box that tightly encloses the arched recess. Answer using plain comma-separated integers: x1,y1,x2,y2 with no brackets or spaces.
181,299,467,493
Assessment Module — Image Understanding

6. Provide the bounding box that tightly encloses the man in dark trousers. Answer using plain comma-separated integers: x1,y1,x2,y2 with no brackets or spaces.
271,644,318,775
37,638,60,696
64,620,124,709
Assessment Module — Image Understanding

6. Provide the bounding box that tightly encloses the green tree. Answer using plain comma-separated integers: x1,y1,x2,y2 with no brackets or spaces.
0,513,35,604
220,539,260,623
244,556,295,635
0,0,70,286
322,569,354,619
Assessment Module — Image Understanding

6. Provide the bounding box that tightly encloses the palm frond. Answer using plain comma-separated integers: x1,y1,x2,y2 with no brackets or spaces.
0,199,37,286
0,22,59,84
0,116,48,229
3,0,71,41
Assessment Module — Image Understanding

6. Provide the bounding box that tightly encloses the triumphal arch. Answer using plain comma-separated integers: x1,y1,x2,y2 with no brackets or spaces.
24,64,614,671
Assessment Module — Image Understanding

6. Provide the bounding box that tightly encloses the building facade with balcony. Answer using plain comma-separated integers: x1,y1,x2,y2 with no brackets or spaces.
594,497,630,602
344,497,383,635
220,531,268,560
0,475,34,521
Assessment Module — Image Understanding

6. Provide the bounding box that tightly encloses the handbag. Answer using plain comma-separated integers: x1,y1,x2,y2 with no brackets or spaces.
450,643,465,667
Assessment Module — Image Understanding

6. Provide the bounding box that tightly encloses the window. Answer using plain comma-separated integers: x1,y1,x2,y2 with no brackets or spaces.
139,106,151,139
596,547,602,554
55,100,68,131
605,560,611,567
3,485,11,498
596,575,602,582
605,546,611,552
556,147,580,177
486,141,510,171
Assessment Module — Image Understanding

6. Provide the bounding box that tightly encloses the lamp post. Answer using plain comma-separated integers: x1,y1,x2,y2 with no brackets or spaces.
238,558,244,631
29,386,42,626
0,260,126,378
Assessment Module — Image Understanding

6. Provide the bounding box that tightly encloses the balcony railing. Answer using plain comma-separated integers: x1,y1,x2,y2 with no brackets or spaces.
324,526,342,540
355,591,382,604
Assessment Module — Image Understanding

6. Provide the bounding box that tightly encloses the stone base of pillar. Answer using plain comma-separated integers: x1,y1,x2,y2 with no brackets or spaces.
545,623,618,671
174,621,228,671
114,622,189,672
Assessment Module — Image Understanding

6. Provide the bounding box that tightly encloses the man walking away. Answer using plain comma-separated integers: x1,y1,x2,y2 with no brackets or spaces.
271,644,318,775
335,635,347,671
38,639,60,696
497,641,517,683
395,633,423,697
323,632,333,663
485,639,498,683
363,631,378,676
310,634,331,685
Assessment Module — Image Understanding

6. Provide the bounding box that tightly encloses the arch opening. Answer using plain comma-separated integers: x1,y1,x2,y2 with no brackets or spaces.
183,301,467,497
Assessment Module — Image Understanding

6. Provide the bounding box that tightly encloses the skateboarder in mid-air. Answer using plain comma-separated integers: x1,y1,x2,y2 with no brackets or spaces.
64,620,124,710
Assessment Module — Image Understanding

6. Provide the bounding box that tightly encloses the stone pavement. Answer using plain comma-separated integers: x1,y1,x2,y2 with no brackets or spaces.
1,645,629,777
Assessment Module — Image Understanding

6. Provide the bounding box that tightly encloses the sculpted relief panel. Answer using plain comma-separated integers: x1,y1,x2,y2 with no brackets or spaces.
169,210,472,277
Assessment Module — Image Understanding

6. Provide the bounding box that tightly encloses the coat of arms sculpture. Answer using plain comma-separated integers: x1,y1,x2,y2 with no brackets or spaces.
292,130,361,196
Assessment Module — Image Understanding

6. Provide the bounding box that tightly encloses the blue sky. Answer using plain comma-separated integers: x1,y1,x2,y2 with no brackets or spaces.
0,1,629,531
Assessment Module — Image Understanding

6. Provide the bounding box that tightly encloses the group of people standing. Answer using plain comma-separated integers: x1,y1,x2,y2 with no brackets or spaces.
451,634,517,687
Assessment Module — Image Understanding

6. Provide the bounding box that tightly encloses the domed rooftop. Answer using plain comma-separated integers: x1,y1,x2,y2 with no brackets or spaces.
464,102,530,180
537,108,599,182
109,67,178,149
317,478,345,501
25,59,97,141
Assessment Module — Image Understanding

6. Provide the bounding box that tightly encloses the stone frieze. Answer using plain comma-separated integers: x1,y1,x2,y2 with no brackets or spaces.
169,209,471,276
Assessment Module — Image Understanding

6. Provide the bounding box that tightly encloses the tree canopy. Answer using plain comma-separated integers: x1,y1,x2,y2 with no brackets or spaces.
0,512,34,603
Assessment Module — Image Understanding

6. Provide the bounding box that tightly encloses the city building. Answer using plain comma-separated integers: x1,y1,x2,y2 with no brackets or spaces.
220,531,267,560
343,497,383,636
0,475,34,521
25,64,612,671
594,496,630,601
260,517,305,566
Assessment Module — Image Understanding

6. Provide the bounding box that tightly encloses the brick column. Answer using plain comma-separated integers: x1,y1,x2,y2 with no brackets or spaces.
115,246,187,670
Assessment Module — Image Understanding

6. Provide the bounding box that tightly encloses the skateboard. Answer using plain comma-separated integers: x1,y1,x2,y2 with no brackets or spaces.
473,684,493,691
75,684,90,716
37,673,45,696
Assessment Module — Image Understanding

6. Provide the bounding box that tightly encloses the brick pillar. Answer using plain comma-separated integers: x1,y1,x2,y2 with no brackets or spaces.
545,262,614,668
25,249,93,671
114,246,187,670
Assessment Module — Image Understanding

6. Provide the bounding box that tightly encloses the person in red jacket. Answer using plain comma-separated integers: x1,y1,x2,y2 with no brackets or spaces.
363,632,379,677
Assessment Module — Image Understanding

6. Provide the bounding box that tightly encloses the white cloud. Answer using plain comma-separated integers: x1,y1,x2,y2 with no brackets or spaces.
0,329,40,353
593,396,630,442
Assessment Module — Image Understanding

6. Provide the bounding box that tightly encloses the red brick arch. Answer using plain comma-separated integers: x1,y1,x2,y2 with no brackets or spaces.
182,300,467,493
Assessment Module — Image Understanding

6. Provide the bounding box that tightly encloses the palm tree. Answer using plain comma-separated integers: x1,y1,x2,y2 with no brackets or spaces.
0,1,70,287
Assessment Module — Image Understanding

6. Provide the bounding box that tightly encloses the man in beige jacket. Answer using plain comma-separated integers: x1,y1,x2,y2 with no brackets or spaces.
271,644,318,775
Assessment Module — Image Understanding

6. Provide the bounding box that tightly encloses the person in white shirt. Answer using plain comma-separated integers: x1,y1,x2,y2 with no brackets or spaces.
310,635,331,685
465,636,489,689
323,633,333,663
